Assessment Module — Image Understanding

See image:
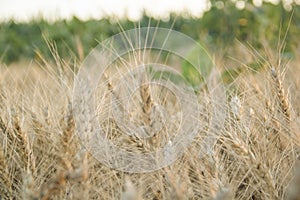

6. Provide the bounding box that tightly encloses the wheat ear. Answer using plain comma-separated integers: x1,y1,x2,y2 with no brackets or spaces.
140,75,153,126
271,67,291,121
0,118,12,197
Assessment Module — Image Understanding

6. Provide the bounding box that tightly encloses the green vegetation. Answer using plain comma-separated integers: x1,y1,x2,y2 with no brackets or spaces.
0,1,299,64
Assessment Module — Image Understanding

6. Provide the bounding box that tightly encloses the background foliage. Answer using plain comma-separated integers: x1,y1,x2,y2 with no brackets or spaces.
0,1,299,64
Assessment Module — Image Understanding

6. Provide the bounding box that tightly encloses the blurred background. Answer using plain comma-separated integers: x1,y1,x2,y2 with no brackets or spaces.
0,0,299,65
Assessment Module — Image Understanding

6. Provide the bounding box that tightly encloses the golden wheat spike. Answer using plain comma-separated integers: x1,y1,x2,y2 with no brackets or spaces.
271,67,291,121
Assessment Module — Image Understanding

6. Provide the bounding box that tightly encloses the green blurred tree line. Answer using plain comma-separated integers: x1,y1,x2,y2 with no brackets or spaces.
0,0,299,64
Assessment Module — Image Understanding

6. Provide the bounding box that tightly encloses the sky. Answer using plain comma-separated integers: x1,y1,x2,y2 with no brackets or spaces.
0,0,292,22
0,0,211,22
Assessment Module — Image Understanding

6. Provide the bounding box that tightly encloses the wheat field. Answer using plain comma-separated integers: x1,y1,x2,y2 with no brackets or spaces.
0,35,299,200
